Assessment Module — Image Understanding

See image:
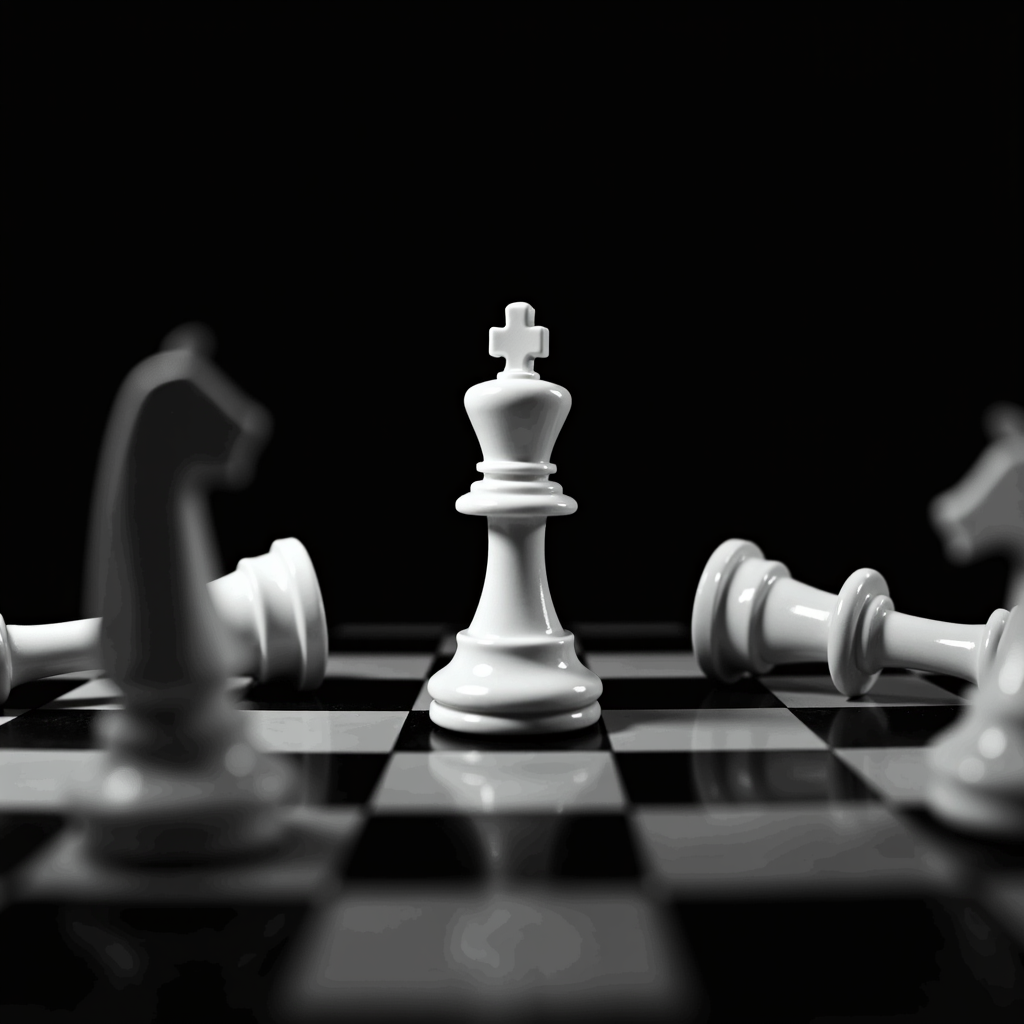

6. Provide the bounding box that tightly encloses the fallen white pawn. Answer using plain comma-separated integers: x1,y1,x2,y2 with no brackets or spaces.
692,538,1010,697
0,537,327,703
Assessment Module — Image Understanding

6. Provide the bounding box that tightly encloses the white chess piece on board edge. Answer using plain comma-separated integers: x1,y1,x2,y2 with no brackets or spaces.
926,604,1024,839
0,538,328,704
427,302,603,734
692,538,1010,697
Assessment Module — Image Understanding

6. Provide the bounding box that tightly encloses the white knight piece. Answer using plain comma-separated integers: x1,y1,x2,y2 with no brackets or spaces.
930,402,1024,611
71,330,295,863
427,303,603,734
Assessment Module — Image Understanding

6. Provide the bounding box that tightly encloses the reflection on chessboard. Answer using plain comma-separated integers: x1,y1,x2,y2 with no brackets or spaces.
1,624,1023,1023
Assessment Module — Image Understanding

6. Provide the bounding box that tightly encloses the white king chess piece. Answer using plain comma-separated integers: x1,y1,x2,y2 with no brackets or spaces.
427,302,603,734
692,538,1011,697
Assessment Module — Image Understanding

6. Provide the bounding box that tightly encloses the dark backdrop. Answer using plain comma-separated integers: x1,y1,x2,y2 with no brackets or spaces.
3,4,1021,637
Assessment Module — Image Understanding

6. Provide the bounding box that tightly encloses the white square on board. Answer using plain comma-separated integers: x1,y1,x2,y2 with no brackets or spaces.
763,672,966,709
586,652,702,679
835,748,931,805
372,751,626,812
244,710,407,753
603,708,826,752
0,750,104,809
276,887,694,1020
634,805,940,893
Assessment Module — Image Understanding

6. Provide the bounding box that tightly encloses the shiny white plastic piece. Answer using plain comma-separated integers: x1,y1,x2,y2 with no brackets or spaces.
930,402,1024,611
927,604,1024,839
692,538,1010,697
427,303,602,734
488,300,549,375
0,538,327,705
209,537,328,690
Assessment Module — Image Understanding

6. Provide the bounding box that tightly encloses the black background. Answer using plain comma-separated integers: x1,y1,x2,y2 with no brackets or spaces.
2,4,1021,636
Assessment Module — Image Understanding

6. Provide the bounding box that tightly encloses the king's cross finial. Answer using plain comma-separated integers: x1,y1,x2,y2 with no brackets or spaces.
489,302,549,376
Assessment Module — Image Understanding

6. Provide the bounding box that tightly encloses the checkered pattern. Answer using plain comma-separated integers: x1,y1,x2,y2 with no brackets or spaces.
0,624,1022,1024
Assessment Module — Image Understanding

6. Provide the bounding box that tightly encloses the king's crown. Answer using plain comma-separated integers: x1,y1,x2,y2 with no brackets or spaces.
489,302,549,378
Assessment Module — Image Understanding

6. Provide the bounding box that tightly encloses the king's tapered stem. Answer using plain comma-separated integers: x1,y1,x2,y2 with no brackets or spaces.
467,517,563,639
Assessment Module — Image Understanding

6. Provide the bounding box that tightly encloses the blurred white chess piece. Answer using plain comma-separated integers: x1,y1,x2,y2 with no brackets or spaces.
0,538,327,703
930,402,1024,611
926,604,1024,839
692,538,1010,697
73,330,294,863
427,302,602,734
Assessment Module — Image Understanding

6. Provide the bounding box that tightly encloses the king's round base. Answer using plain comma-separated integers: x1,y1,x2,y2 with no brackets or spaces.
427,630,603,735
429,698,602,734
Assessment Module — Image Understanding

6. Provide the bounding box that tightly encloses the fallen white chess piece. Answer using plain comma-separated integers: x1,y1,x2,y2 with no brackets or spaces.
0,537,327,703
692,538,1011,697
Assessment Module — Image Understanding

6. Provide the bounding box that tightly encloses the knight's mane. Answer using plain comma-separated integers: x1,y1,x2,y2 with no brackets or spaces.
83,350,197,617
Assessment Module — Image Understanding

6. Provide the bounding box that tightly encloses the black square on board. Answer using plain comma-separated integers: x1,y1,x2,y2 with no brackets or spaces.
0,901,306,1024
757,663,830,677
0,710,98,749
597,676,783,710
570,621,689,652
342,815,638,880
920,671,974,698
0,812,64,874
242,678,423,711
329,622,447,652
792,706,963,747
343,815,487,880
671,895,1024,1022
282,753,390,805
615,750,876,805
546,814,642,879
342,812,641,882
0,677,90,714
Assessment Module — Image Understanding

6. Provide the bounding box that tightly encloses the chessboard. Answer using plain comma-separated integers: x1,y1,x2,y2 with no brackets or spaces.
1,621,1022,1024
